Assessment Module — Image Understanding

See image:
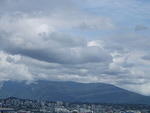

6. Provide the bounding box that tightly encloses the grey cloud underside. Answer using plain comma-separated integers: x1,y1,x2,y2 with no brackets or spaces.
5,46,112,64
142,55,150,61
0,0,150,96
0,32,112,64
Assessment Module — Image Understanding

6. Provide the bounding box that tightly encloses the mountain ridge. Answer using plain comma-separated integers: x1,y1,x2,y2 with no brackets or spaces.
0,80,150,104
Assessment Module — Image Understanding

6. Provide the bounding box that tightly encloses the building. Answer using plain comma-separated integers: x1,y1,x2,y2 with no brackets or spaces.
0,108,15,113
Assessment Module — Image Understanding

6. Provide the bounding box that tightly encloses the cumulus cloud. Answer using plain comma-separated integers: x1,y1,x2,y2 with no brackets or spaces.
0,12,113,84
0,14,113,64
0,51,34,82
0,0,150,96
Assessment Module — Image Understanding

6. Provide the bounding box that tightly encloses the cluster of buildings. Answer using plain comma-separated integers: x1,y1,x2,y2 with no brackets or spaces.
0,97,149,113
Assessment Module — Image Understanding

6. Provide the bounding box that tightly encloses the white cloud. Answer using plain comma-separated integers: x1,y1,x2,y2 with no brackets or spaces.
0,51,34,82
0,0,150,96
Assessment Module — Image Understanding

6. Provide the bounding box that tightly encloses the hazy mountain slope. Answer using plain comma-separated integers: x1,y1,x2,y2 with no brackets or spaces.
0,81,150,104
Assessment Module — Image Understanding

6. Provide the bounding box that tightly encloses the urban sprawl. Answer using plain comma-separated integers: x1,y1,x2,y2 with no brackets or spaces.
0,97,150,113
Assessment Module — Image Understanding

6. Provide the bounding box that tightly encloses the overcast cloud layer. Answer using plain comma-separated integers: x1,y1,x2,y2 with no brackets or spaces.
0,0,150,95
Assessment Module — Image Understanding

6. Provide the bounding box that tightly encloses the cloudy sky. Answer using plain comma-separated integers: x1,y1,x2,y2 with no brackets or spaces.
0,0,150,95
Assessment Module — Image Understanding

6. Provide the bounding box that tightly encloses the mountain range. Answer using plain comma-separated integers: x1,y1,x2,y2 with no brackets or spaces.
0,80,150,104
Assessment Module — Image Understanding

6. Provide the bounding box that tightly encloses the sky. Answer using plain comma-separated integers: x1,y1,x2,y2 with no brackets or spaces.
0,0,150,95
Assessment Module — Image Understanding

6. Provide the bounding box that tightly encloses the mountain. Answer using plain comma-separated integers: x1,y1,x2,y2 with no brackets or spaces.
0,80,150,104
